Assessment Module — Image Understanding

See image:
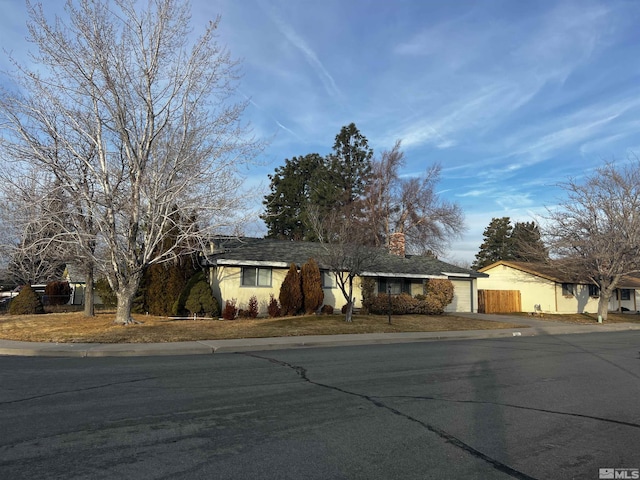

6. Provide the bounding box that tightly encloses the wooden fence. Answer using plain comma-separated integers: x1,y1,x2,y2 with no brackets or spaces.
478,290,521,314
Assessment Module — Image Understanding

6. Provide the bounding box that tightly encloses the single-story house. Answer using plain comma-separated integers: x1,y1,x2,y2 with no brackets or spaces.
202,236,488,314
477,261,640,314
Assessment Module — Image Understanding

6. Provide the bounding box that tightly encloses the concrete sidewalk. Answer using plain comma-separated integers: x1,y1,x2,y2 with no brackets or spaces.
1,314,639,357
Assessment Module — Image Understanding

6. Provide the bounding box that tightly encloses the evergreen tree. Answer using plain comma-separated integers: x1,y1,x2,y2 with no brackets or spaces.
261,153,327,240
472,217,548,269
472,217,514,269
511,221,548,262
327,123,373,207
301,258,324,314
9,284,45,315
261,123,373,241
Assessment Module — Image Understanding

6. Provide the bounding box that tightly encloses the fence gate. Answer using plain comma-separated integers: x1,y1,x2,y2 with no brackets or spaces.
478,290,521,314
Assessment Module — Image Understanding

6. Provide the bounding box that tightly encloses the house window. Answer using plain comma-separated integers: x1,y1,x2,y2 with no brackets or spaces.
588,284,600,297
562,283,575,296
619,289,632,301
378,278,412,295
241,267,272,287
321,271,335,289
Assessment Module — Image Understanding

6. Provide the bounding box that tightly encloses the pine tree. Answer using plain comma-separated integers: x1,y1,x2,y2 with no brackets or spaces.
472,217,514,270
301,258,324,314
511,221,548,262
261,153,328,240
472,217,548,269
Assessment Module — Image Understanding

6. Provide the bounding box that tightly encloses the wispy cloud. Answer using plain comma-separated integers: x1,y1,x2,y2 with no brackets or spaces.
265,8,340,99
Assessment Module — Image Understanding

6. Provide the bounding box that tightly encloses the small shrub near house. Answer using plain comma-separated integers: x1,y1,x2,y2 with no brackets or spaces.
44,281,71,306
321,304,334,315
9,285,45,315
222,298,238,320
267,294,281,318
247,295,259,318
184,277,220,318
238,296,259,318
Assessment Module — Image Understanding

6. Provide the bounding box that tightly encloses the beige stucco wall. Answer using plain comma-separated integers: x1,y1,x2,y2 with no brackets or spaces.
478,264,558,312
477,264,636,314
210,266,362,315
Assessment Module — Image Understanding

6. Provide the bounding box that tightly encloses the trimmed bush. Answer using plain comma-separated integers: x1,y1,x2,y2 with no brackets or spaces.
424,279,454,313
184,277,219,318
279,263,302,316
301,258,323,314
267,294,281,318
9,285,45,315
44,281,71,306
366,279,455,315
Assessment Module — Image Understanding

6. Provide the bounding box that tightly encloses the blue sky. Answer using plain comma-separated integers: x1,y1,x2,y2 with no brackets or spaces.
2,0,640,265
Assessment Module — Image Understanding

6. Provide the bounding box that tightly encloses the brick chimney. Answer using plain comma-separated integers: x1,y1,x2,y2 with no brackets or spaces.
388,232,406,257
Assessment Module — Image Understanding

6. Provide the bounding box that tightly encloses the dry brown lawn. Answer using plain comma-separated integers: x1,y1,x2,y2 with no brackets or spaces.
0,311,528,344
501,312,640,325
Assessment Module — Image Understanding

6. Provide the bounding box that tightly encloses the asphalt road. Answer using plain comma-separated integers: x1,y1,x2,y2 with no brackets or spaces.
1,332,639,479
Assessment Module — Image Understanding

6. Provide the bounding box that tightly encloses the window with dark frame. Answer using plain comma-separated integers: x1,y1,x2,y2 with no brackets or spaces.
620,289,631,301
321,271,335,289
241,267,272,287
378,278,413,295
588,284,600,297
562,283,575,296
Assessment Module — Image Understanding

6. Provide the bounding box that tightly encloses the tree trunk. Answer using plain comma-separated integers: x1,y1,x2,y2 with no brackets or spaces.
114,273,143,325
344,276,354,322
83,268,94,317
597,293,610,322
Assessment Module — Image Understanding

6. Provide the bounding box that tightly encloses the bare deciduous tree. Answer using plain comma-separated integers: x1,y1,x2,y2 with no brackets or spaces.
0,0,262,324
544,161,640,321
308,205,381,322
362,141,464,256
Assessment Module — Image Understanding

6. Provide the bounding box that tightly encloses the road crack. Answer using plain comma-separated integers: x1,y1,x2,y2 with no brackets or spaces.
241,352,537,480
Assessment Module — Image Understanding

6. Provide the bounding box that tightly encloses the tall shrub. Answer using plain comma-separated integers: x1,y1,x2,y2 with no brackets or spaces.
301,258,323,314
44,281,71,306
361,277,376,314
9,285,44,315
279,263,302,316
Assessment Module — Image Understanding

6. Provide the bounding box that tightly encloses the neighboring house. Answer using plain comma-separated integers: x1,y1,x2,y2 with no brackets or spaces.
202,236,487,315
478,261,640,314
62,265,104,306
62,264,87,305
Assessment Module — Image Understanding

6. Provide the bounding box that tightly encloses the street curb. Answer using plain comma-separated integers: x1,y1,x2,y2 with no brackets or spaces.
1,323,639,357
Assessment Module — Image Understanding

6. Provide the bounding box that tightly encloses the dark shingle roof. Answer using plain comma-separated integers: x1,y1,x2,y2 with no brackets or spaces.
204,237,486,279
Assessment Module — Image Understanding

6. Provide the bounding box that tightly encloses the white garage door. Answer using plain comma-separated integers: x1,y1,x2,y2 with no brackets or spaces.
445,279,473,313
